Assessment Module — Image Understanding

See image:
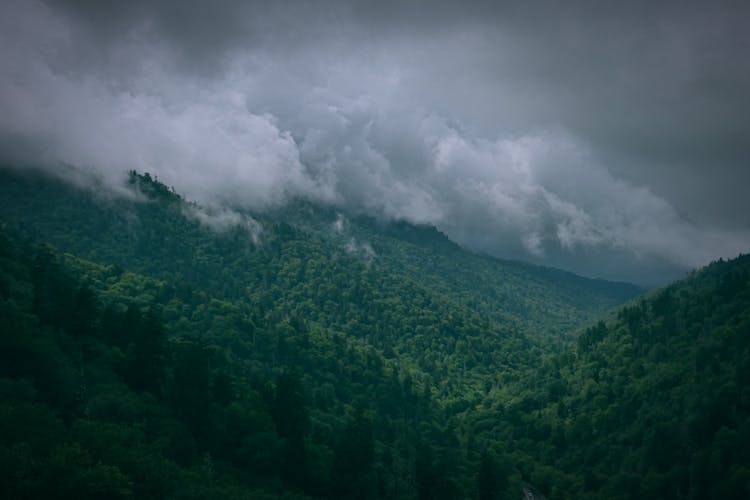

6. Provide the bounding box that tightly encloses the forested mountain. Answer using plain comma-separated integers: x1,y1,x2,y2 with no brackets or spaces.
1,167,748,499
465,254,750,498
0,168,638,341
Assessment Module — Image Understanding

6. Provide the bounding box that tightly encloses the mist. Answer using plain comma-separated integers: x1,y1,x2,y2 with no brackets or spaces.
1,0,749,285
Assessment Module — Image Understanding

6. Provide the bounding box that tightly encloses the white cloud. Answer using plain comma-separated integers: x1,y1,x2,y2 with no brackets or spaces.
183,204,263,243
1,0,748,284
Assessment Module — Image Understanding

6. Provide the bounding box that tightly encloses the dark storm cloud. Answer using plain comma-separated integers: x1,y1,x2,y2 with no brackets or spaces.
1,0,749,284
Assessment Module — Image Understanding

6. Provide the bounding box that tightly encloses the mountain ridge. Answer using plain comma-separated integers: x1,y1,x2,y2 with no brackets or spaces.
2,166,747,498
0,167,641,341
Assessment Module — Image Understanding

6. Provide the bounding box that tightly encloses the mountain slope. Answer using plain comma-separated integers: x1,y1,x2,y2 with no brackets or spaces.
466,253,750,498
0,167,639,342
7,166,745,499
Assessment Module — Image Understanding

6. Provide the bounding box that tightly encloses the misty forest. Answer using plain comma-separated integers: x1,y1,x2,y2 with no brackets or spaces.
0,169,748,499
2,1,750,499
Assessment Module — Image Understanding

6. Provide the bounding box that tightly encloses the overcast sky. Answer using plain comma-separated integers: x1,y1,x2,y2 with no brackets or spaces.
1,0,749,284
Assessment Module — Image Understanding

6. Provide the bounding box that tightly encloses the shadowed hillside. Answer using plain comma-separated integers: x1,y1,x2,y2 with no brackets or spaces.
2,167,746,498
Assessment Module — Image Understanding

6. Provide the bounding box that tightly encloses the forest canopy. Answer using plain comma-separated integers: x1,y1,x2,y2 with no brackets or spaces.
0,168,748,498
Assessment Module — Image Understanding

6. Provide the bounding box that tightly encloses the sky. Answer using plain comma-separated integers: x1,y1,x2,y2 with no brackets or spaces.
1,0,749,285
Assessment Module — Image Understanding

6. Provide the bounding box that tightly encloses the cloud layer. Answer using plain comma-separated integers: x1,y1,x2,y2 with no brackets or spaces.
1,0,749,284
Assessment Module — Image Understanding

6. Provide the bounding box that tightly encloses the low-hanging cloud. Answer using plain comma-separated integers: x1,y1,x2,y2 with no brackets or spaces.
184,204,263,244
1,0,749,285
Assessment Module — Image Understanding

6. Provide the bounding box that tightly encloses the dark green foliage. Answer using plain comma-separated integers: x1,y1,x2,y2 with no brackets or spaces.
271,371,310,487
71,284,99,337
170,340,212,438
477,451,510,500
467,254,750,498
333,410,375,498
119,308,166,394
1,167,748,498
31,243,76,330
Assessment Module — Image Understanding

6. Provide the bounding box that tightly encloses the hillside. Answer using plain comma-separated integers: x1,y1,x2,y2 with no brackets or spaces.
466,253,750,498
0,168,639,344
2,166,747,498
